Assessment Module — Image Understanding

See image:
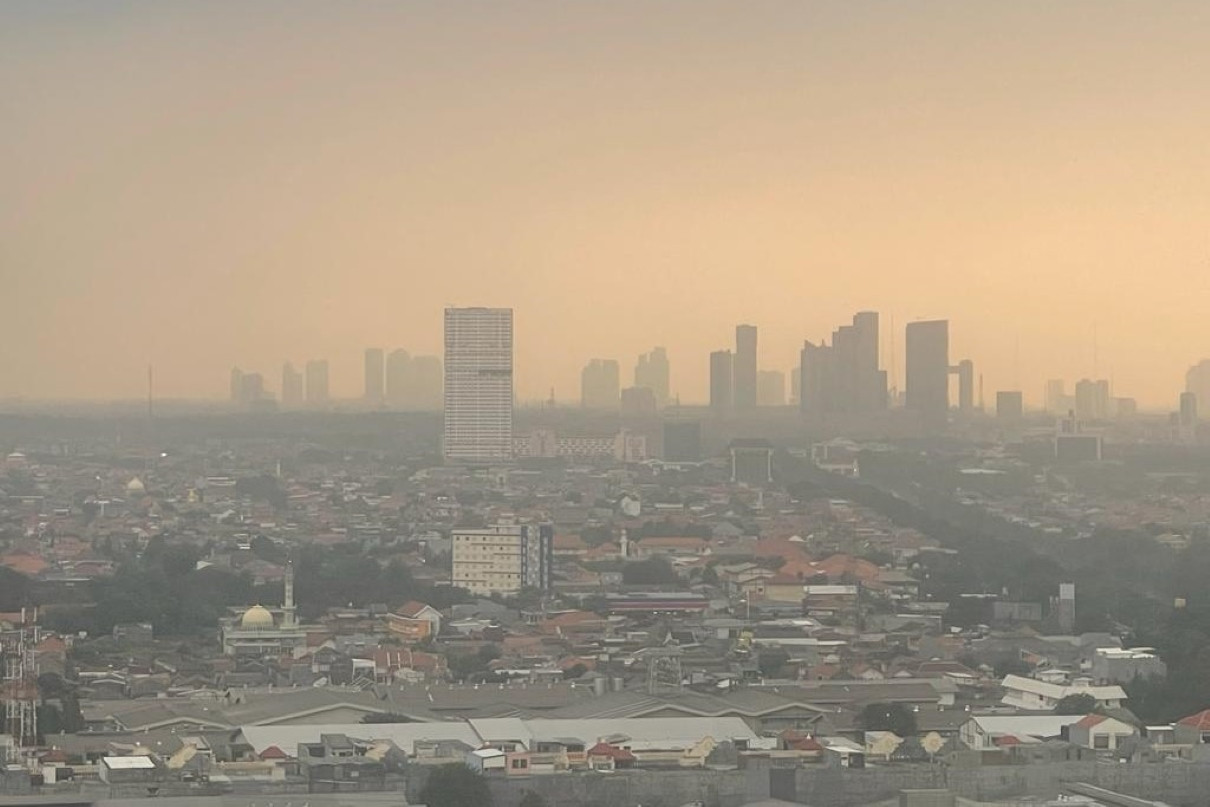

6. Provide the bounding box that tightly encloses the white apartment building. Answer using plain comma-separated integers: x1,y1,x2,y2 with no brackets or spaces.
443,307,513,463
451,523,553,595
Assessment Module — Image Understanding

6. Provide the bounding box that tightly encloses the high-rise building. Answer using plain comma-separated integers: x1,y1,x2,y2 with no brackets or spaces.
386,349,411,405
385,350,444,410
635,347,671,407
905,320,949,431
230,367,244,403
620,386,658,417
581,359,621,409
305,359,329,405
799,312,887,416
444,307,513,463
996,390,1024,420
1179,391,1198,430
709,350,733,411
790,367,802,407
1074,378,1109,421
239,372,265,403
451,522,553,595
1045,379,1070,415
757,370,786,407
364,348,385,402
1187,361,1210,411
734,325,758,409
954,359,975,413
281,362,304,408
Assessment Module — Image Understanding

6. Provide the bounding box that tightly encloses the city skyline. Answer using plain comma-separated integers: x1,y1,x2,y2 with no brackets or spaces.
7,2,1210,407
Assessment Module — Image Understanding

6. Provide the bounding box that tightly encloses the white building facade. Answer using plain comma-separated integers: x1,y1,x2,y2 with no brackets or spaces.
443,307,514,463
451,522,553,595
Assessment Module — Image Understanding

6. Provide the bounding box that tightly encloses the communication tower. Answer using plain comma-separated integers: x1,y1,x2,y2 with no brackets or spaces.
1,607,40,757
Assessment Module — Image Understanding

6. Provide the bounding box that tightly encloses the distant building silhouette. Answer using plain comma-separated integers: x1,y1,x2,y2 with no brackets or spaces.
1187,360,1210,411
237,371,265,404
1179,391,1198,441
789,366,802,407
229,367,244,403
905,320,949,431
733,325,758,409
281,362,303,408
799,312,887,416
757,370,786,407
384,349,442,410
305,359,329,405
953,358,975,413
996,390,1024,420
634,347,670,408
1045,379,1070,415
1074,378,1110,421
620,386,657,417
364,348,384,402
444,307,513,463
581,359,621,409
709,349,733,412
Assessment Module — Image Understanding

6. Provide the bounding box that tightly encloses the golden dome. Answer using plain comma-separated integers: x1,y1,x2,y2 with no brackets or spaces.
240,605,275,629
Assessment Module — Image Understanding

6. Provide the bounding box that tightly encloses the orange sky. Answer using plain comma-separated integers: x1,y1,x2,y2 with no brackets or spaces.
4,2,1210,408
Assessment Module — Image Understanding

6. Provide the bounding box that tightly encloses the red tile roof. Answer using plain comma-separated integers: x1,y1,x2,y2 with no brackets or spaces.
587,742,636,761
1074,714,1107,729
1178,709,1210,729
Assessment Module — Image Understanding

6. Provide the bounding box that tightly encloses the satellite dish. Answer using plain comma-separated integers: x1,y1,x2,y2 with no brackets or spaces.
620,495,641,517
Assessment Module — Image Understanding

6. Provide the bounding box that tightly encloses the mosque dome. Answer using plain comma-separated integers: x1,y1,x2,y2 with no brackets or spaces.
126,477,146,494
240,605,275,629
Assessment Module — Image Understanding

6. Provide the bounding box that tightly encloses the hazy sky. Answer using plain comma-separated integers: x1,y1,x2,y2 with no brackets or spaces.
4,1,1210,407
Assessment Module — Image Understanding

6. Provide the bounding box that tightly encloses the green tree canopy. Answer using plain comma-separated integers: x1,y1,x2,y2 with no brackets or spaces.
1054,693,1098,715
418,763,493,807
859,702,918,737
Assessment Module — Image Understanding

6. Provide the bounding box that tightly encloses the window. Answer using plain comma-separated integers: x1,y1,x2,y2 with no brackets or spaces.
1094,735,1109,749
511,759,527,769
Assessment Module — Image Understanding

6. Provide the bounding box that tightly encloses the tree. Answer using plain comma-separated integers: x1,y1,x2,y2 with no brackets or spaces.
757,647,790,679
1054,693,1098,715
621,557,678,585
418,763,493,807
859,702,917,737
518,792,548,807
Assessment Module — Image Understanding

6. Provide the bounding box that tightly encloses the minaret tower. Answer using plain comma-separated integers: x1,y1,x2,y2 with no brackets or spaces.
282,560,296,628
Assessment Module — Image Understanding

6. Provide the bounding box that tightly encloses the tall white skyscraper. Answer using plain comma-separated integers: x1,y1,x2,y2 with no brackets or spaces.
444,307,514,462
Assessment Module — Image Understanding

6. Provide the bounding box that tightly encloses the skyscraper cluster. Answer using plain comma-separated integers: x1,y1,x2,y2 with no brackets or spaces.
634,347,670,407
800,311,886,416
709,325,760,412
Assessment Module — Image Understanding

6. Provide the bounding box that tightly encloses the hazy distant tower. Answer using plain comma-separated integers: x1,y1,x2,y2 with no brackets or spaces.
364,348,385,403
281,362,304,408
581,359,621,409
734,325,758,409
710,350,734,412
905,320,949,432
305,359,330,405
635,347,671,407
444,307,514,462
